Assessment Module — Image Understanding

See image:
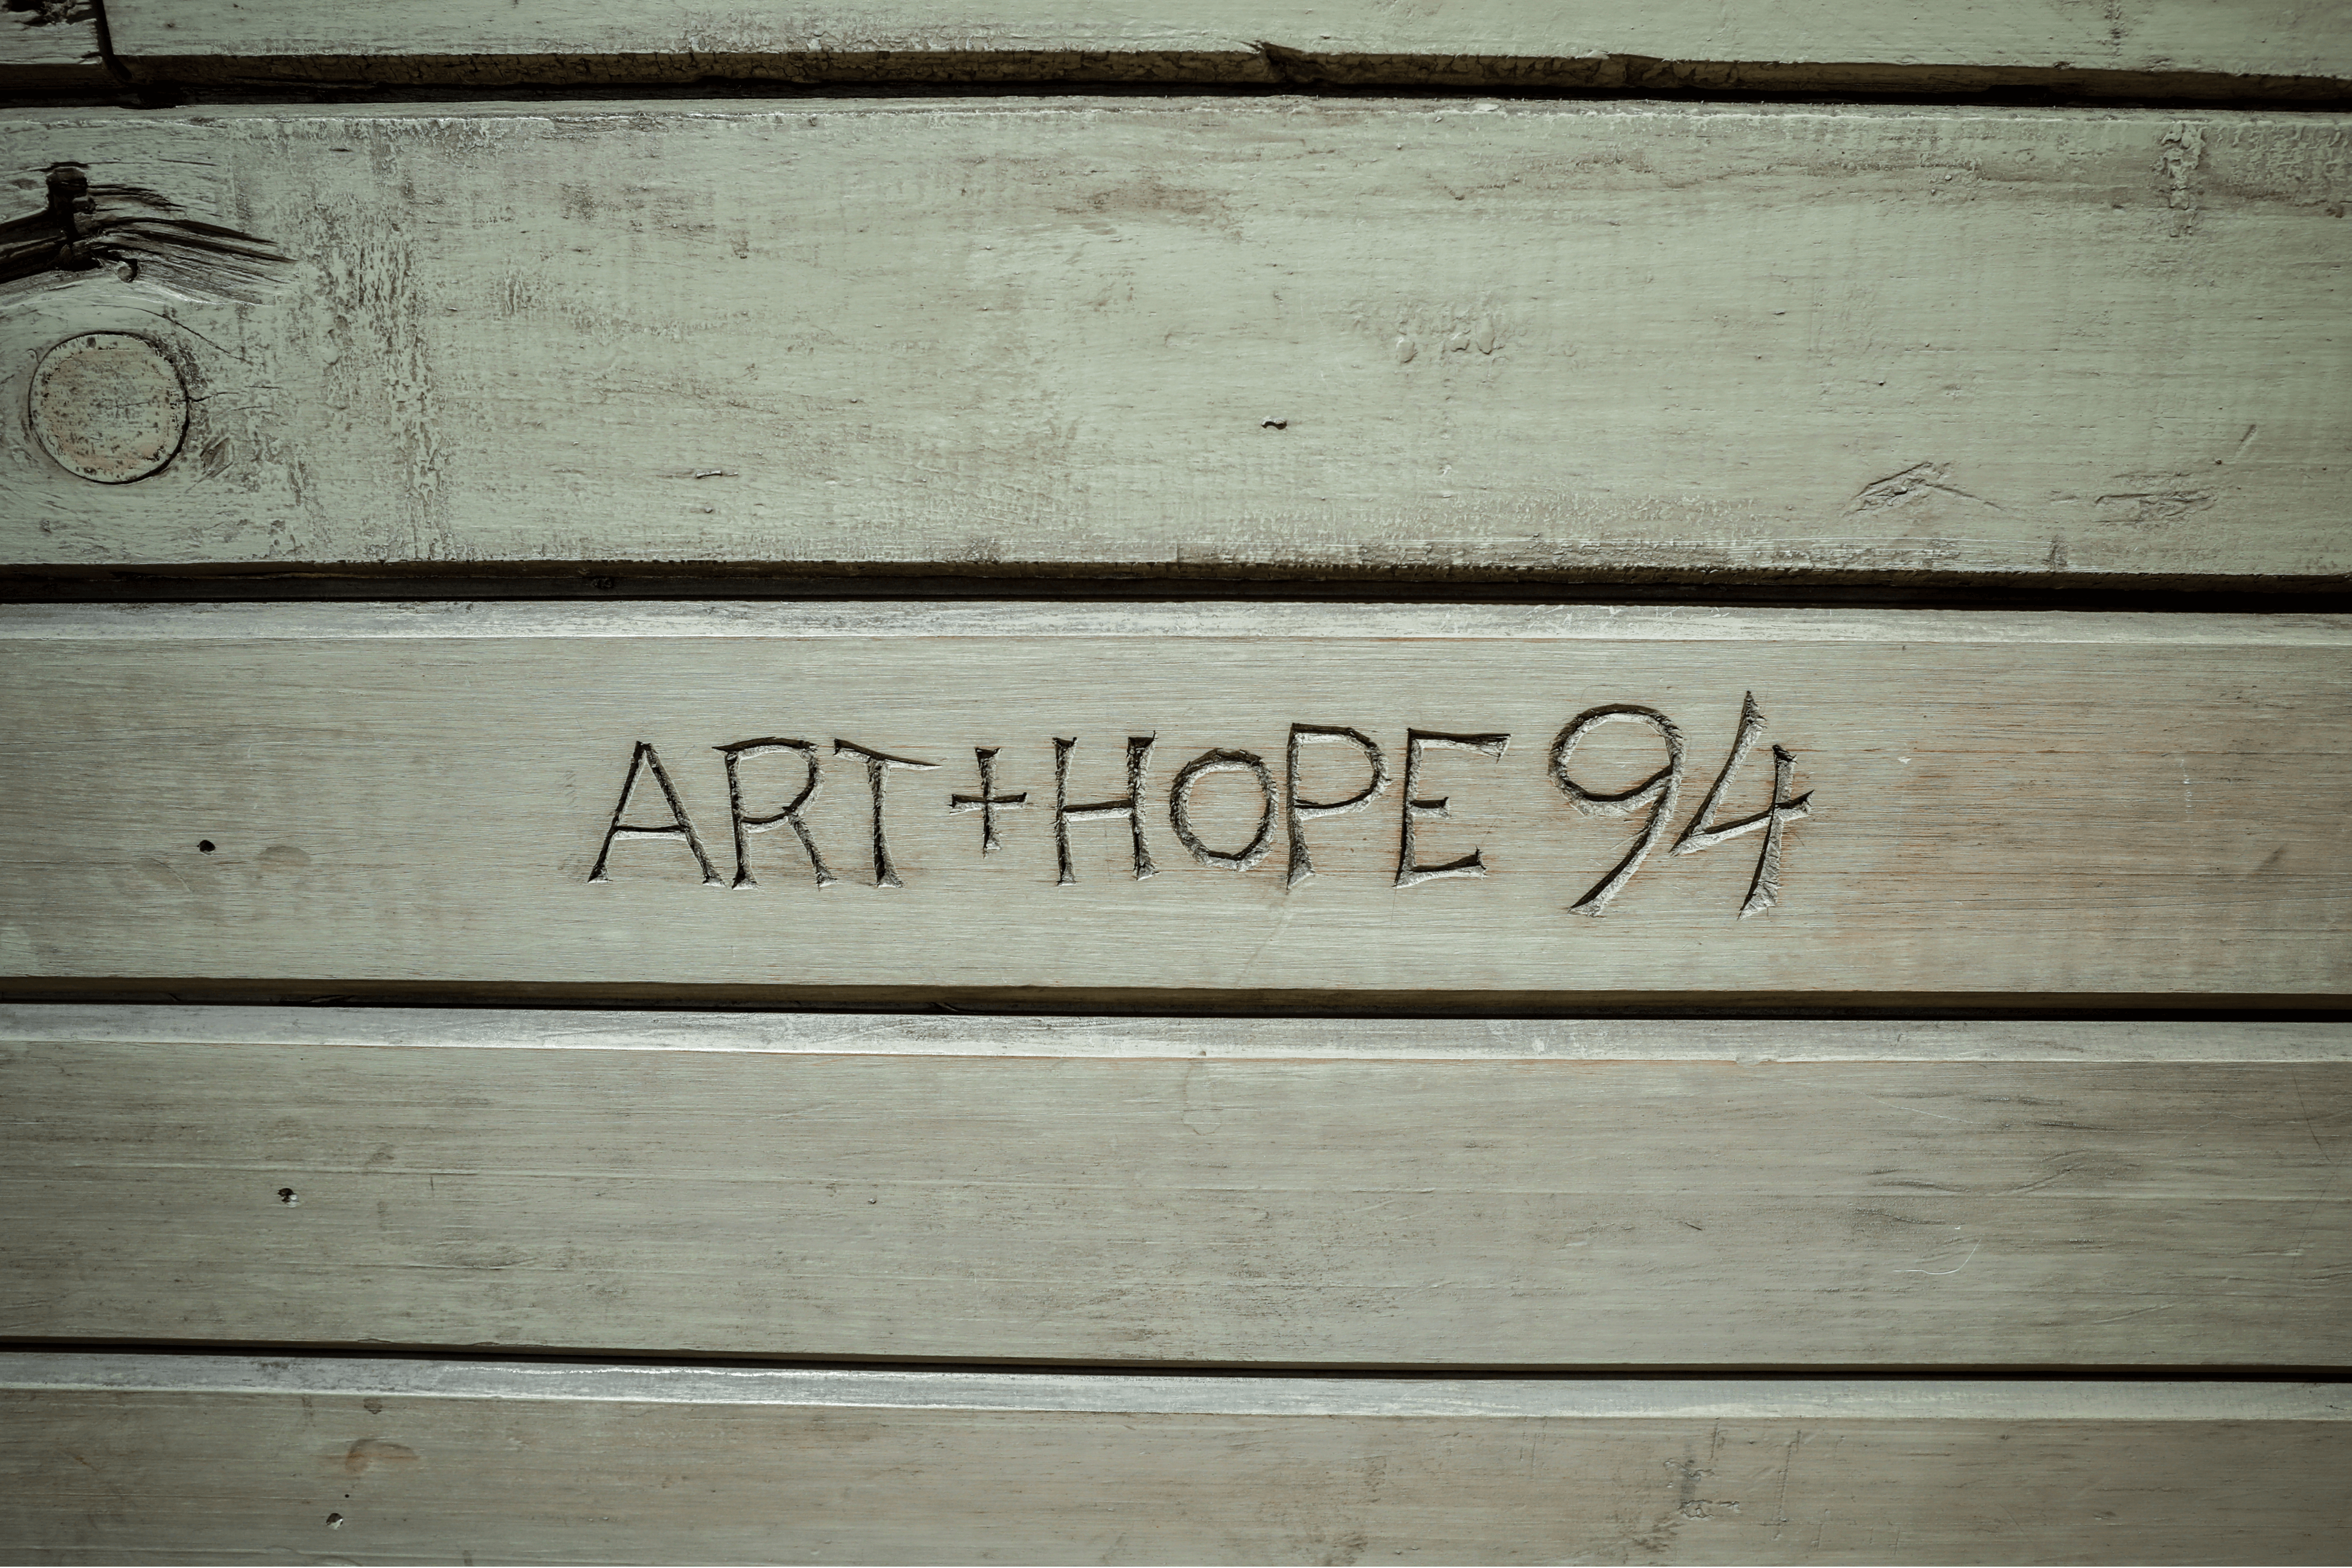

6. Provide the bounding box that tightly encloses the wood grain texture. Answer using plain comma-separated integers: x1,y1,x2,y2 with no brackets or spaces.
2,102,2347,583
3,1007,2345,1366
1,602,2344,1003
0,3,107,91
4,1355,2347,1564
97,0,2352,96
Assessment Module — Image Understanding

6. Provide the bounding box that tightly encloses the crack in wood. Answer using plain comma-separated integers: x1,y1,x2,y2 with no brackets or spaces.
0,166,290,302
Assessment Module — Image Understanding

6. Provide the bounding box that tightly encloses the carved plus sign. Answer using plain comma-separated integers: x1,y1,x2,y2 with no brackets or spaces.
948,746,1029,854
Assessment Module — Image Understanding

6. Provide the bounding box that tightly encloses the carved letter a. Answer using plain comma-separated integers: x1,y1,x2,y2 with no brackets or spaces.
588,741,721,884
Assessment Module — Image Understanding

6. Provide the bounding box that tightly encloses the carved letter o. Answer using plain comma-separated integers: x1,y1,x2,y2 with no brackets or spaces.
1168,749,1277,871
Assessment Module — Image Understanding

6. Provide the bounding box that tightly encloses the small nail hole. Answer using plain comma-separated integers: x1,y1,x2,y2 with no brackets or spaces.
197,841,216,853
277,1187,298,1205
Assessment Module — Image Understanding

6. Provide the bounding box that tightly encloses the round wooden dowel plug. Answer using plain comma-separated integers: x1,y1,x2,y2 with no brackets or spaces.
28,333,189,484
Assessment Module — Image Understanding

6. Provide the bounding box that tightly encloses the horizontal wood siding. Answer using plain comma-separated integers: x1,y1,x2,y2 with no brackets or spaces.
9,8,2344,1564
4,1009,2345,1366
1,603,2342,1003
3,1356,2346,1564
97,0,2352,95
2,103,2347,582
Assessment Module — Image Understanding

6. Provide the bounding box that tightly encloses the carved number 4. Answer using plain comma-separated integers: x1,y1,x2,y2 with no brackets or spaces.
1669,692,1813,918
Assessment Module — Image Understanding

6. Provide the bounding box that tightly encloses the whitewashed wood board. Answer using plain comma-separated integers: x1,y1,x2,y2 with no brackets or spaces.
4,1007,2344,1366
2,102,2347,582
4,1355,2347,1564
97,0,2352,94
1,602,2343,1001
0,4,106,90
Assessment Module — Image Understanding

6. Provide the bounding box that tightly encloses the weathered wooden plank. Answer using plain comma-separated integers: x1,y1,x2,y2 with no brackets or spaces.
0,3,107,92
4,1007,2345,1366
2,102,2346,584
98,0,2352,96
1,603,2343,1003
4,1355,2346,1564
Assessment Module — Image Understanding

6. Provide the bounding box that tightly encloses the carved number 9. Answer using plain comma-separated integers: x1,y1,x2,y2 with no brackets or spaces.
1550,692,1812,918
1549,705,1684,917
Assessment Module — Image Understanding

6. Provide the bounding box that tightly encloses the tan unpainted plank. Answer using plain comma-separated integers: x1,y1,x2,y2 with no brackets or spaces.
3,1357,2346,1565
0,3,107,91
0,102,2346,583
98,0,2352,95
0,602,2344,1003
3,1008,2345,1366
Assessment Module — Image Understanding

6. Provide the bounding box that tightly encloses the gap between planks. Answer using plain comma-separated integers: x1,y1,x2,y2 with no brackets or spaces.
6,1353,2347,1421
6,1005,2348,1062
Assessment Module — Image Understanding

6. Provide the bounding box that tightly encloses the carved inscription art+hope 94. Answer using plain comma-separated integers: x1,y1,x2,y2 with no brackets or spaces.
589,694,1814,917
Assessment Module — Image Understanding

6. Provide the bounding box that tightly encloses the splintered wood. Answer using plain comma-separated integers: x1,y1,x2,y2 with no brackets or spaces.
0,603,2342,1002
1,102,2347,582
